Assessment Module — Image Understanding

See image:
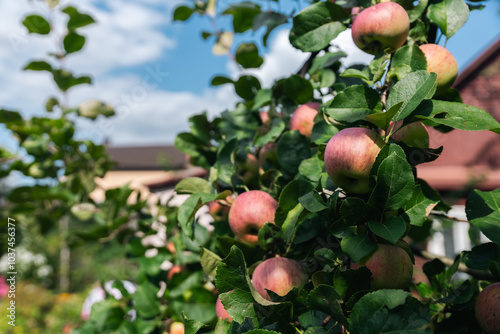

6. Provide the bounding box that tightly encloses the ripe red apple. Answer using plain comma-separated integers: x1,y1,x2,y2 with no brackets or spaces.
252,257,309,300
324,127,385,194
391,121,429,148
289,102,321,138
228,190,278,245
351,244,413,290
216,296,233,323
170,321,184,334
419,44,458,95
475,282,500,334
351,2,409,55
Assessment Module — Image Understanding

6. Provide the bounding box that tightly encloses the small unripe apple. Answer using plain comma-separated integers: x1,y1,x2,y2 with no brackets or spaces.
289,102,321,138
216,296,233,322
324,127,385,194
252,257,309,300
475,282,500,334
228,190,278,245
352,2,409,55
170,321,184,334
419,44,458,95
391,121,429,148
351,244,413,290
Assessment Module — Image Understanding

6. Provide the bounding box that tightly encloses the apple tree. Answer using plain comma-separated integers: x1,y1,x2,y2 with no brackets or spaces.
3,0,499,333
165,0,500,333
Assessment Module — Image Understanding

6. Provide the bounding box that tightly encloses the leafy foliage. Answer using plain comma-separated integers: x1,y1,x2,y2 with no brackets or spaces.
1,1,499,333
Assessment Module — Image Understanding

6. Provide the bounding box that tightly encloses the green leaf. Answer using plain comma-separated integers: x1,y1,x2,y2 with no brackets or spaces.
24,60,53,72
309,51,347,74
427,0,469,39
333,268,371,300
299,191,328,213
63,31,85,54
200,247,221,277
254,118,285,147
341,67,371,82
340,198,380,226
215,246,262,325
183,312,206,334
133,282,160,319
62,6,95,29
277,131,311,177
211,75,234,86
349,290,431,334
298,155,324,183
407,0,429,22
235,42,263,69
465,243,500,270
365,101,404,130
403,183,440,227
289,2,347,52
45,97,59,111
23,15,51,34
173,6,195,21
52,69,92,92
368,145,415,211
341,234,377,263
222,2,261,33
283,75,314,104
369,216,406,244
252,11,288,46
388,45,427,81
235,75,261,100
466,189,500,246
216,139,237,185
324,85,383,123
307,285,348,327
0,109,23,123
178,193,217,238
411,100,500,133
387,70,437,122
276,178,314,242
175,177,210,195
252,89,272,110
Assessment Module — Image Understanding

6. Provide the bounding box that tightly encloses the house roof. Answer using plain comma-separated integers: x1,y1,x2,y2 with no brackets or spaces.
106,145,187,170
453,36,500,90
419,36,500,192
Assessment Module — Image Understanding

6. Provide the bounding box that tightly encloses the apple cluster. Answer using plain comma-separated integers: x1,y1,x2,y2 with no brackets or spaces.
351,2,458,94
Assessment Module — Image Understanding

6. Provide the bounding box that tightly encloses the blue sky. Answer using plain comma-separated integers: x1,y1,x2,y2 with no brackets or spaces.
0,0,499,150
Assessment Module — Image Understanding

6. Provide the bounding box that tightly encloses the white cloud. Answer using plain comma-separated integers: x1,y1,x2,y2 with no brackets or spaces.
227,28,372,89
0,1,372,150
229,29,309,88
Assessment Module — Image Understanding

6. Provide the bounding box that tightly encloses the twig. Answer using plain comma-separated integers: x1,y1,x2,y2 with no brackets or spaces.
296,51,320,77
429,211,469,223
411,246,495,281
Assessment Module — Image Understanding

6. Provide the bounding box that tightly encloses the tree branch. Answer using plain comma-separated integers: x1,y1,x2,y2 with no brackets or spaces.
411,246,495,281
297,51,320,77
